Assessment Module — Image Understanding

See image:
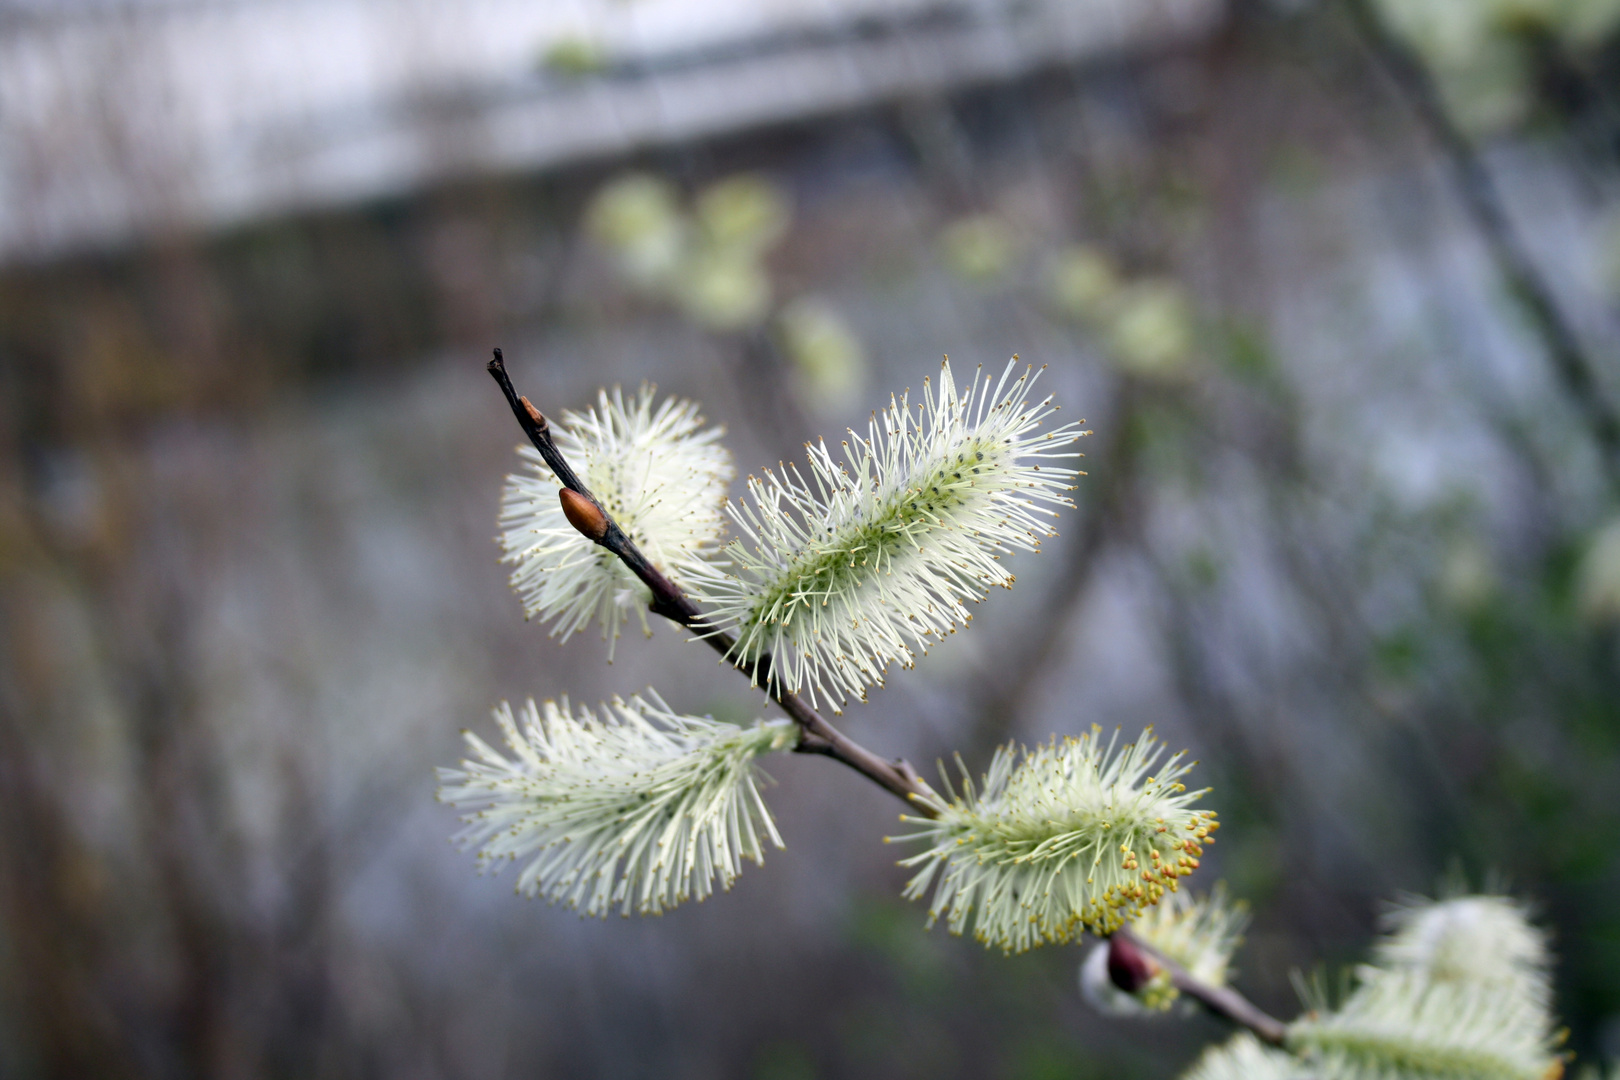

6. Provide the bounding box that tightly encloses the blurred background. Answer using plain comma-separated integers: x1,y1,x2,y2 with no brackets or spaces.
2,0,1619,1076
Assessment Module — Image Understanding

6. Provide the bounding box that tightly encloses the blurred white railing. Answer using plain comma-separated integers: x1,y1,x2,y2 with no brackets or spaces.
0,0,1222,263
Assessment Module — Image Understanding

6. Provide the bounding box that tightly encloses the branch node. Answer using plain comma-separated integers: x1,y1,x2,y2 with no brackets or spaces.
1106,934,1160,994
521,396,549,432
560,488,609,542
488,354,934,813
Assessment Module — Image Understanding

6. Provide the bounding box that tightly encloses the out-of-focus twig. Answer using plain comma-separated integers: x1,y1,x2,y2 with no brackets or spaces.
730,327,816,449
957,378,1136,763
1343,0,1620,493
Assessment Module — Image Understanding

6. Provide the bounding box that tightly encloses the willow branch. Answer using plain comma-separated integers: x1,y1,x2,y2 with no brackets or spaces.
489,350,1285,1046
487,350,931,808
1112,926,1289,1046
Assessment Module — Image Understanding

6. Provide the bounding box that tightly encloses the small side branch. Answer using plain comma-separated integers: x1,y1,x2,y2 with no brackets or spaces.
1112,926,1289,1046
1343,0,1620,491
486,351,932,809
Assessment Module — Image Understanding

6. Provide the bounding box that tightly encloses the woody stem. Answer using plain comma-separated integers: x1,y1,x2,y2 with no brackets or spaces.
487,348,1288,1046
487,350,930,809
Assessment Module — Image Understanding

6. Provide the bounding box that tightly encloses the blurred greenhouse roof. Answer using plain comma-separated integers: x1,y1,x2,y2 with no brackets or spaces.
0,0,1222,265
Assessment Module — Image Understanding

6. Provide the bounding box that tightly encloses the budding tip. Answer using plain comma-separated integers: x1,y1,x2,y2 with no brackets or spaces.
559,488,609,541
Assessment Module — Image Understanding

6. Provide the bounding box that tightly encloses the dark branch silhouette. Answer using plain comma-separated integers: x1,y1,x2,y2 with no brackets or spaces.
486,348,1290,1047
1344,0,1620,492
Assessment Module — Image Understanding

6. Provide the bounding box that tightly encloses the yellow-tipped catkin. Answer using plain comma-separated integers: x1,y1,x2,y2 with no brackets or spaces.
893,727,1212,953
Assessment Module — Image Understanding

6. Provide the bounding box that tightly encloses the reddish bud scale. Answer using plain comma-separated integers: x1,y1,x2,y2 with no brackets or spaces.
560,488,609,541
1107,935,1161,994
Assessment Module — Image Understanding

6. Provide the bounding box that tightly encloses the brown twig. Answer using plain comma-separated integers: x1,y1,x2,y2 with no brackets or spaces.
488,349,1290,1047
487,350,930,807
1112,926,1289,1046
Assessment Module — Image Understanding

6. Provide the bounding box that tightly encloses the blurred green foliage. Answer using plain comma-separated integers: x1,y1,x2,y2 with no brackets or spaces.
1374,0,1620,133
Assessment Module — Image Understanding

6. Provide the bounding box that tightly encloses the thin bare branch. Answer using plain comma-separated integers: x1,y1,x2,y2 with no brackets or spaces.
486,350,931,808
488,351,1284,1045
1113,925,1289,1046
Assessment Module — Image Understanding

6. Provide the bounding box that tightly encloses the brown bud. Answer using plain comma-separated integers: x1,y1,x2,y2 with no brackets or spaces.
519,396,547,430
559,488,608,541
1106,935,1161,994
